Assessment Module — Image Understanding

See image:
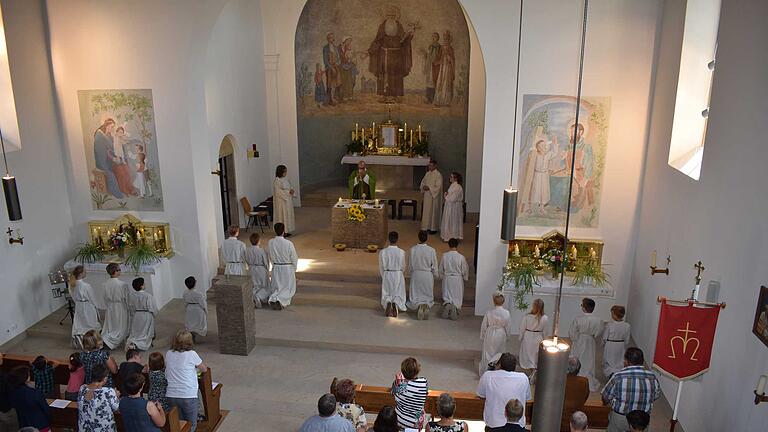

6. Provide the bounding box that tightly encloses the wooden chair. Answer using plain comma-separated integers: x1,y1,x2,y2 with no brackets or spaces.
240,197,269,233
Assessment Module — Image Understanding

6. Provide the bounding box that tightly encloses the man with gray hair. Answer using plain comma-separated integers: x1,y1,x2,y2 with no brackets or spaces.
569,411,588,432
561,357,589,431
298,393,354,432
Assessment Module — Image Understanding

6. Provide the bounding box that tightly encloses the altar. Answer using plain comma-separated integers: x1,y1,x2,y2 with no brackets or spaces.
341,155,430,190
331,200,388,248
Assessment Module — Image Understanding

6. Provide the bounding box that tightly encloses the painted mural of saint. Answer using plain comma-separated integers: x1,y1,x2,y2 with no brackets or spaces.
367,5,414,98
433,30,455,106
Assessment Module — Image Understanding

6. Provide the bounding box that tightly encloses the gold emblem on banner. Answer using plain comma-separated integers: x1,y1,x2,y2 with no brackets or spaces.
668,322,700,361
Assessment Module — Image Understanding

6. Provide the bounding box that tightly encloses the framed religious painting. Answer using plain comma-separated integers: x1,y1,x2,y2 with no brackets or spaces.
753,286,768,348
378,123,399,154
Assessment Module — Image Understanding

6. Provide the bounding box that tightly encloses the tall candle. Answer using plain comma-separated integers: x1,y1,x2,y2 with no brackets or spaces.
571,245,578,259
355,123,359,136
410,129,413,146
513,243,520,257
372,122,375,132
404,122,407,138
590,248,597,259
418,124,422,140
534,245,540,258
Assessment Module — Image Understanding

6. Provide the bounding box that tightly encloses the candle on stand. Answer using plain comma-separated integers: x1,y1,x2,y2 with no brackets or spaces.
355,123,359,138
372,122,375,133
338,197,342,205
534,245,540,258
590,248,597,260
404,122,407,136
375,198,379,207
418,124,422,140
571,245,578,259
651,250,657,267
410,129,413,146
513,243,520,257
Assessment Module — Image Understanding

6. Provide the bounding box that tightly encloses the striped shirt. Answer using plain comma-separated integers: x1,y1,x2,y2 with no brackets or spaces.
601,366,661,414
392,377,428,429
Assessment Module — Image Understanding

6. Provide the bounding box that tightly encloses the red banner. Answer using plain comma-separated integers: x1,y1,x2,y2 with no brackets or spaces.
653,300,721,380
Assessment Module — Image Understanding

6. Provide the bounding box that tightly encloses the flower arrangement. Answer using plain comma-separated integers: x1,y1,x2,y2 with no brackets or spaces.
542,248,565,277
498,258,541,310
347,204,366,222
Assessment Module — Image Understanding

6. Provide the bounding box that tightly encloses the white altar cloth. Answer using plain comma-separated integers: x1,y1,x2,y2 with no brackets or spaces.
340,155,430,166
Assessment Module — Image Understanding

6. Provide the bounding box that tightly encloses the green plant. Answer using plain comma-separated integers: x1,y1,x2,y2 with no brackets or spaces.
75,242,104,264
571,260,611,287
412,138,429,157
347,138,364,154
499,259,540,310
123,243,161,273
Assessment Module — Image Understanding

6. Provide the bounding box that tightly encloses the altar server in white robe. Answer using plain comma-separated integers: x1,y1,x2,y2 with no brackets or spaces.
126,277,158,351
221,225,248,275
273,164,296,235
101,263,130,350
268,223,298,309
70,265,104,348
569,297,603,391
407,231,438,319
440,172,464,242
246,232,271,308
183,276,208,340
420,159,443,233
518,298,548,371
479,292,512,376
439,238,468,320
603,305,631,379
380,231,407,318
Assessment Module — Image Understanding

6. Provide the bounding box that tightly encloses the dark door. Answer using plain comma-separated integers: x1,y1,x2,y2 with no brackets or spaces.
218,155,232,232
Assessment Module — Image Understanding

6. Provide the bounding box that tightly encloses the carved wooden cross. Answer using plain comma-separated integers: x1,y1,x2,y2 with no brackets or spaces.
694,261,706,285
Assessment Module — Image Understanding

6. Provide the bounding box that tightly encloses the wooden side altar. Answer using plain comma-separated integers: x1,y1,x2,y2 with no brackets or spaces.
331,201,388,248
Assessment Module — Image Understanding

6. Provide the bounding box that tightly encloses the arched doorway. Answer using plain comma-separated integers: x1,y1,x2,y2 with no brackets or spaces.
217,134,239,231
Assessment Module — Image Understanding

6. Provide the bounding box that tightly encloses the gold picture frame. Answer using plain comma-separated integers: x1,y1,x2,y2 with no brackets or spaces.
377,122,400,155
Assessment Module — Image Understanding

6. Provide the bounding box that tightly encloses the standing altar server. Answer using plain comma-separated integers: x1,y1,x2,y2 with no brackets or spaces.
479,292,512,376
439,238,468,320
273,164,296,236
440,172,464,242
602,305,631,379
267,223,298,310
569,297,603,391
101,263,130,350
380,231,407,318
126,277,158,351
246,233,271,308
407,231,438,320
420,159,443,234
70,265,104,348
221,225,247,275
183,276,208,340
518,298,548,371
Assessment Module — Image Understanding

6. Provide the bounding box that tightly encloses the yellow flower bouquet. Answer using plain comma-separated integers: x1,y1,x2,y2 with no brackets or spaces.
347,204,366,223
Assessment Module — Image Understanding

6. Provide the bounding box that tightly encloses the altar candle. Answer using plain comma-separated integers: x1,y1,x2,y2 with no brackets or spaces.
418,124,422,140
154,232,158,241
410,129,413,146
513,243,520,257
372,122,375,132
757,375,768,395
404,122,407,137
375,199,379,207
651,250,657,267
571,245,578,259
355,123,359,137
534,245,540,258
338,197,342,204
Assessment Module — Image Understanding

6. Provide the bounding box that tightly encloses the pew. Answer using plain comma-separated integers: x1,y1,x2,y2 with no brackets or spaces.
355,384,611,429
46,399,191,432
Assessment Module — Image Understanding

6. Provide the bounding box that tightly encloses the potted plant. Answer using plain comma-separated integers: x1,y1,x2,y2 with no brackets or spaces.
347,138,364,155
74,242,105,264
542,248,565,278
571,259,611,287
412,137,429,157
498,258,540,310
123,243,162,273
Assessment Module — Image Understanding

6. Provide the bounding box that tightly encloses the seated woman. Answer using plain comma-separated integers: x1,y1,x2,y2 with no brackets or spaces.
372,406,398,432
80,330,118,388
78,363,119,432
391,357,429,430
427,393,468,432
6,366,50,432
333,378,367,432
120,373,166,432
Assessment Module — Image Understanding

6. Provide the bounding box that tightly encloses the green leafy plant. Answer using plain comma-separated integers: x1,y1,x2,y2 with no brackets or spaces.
75,242,104,264
499,259,541,310
571,260,611,287
412,138,429,157
347,138,364,155
123,243,161,273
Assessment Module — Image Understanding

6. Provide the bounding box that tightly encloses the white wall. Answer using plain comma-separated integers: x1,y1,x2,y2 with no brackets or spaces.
0,0,75,345
468,0,661,329
628,0,768,429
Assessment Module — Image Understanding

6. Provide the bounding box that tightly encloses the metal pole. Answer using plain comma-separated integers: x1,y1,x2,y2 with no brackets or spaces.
670,380,683,431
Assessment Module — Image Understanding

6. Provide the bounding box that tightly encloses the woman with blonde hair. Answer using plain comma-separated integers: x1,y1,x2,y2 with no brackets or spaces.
518,298,549,372
70,265,104,349
165,330,207,432
479,292,512,376
79,329,118,388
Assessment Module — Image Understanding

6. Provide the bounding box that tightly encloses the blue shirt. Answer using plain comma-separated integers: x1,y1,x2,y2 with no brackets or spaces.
298,415,355,432
601,366,661,414
9,384,50,429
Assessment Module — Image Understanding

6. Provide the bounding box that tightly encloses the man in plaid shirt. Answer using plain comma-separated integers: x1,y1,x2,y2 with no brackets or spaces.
601,347,660,432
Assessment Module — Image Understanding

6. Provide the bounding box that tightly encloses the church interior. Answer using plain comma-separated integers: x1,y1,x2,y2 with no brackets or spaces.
1,0,767,431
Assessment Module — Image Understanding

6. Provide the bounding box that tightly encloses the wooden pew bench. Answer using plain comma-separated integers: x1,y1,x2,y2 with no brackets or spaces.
355,384,611,429
46,399,190,432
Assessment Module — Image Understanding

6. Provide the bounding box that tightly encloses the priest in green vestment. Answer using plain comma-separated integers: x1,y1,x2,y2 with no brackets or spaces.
348,161,376,199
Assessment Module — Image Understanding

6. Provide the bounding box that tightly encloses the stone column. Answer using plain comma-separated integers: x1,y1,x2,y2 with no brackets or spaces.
213,275,255,356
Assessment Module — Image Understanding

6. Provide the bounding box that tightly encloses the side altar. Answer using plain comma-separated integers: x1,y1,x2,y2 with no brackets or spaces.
331,199,388,249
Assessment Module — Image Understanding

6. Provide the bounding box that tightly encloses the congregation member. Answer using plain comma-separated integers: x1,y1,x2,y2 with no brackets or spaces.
80,330,117,388
601,348,660,432
6,366,50,432
69,265,103,349
439,238,469,320
117,349,145,395
391,357,429,431
183,277,208,342
603,305,631,379
477,353,531,431
267,222,298,310
560,357,589,432
298,393,354,432
30,356,56,399
348,160,376,199
273,165,296,236
65,353,85,401
626,410,650,432
245,232,271,308
221,225,247,275
569,297,603,391
126,278,158,351
426,393,468,432
148,352,170,412
120,374,166,432
487,399,526,432
379,231,406,318
78,363,119,432
166,330,207,432
518,298,548,373
440,172,464,242
101,263,130,350
407,231,438,320
0,353,17,432
420,159,443,234
479,292,512,376
372,406,398,432
569,411,588,432
332,378,366,432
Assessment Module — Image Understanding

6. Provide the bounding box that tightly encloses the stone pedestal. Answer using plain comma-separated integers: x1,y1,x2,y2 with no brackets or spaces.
331,204,388,248
213,275,255,356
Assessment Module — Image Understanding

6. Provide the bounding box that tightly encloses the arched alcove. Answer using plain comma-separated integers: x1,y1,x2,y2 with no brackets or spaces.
217,134,239,231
